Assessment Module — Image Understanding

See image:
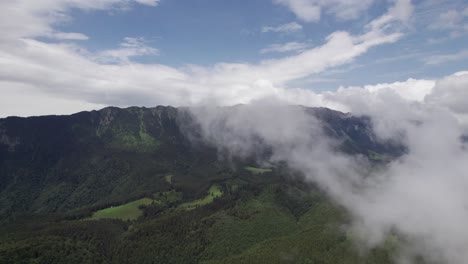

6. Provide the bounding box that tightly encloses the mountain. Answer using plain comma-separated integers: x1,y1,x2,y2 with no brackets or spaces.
0,106,402,264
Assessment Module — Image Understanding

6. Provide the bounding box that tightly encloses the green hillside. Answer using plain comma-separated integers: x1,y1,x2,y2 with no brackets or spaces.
89,198,156,221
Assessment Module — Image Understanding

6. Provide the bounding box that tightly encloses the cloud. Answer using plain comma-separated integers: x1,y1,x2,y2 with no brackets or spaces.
273,0,375,22
0,0,410,117
96,37,159,63
418,1,468,38
260,42,309,54
261,22,303,33
323,71,468,135
134,0,160,6
346,105,468,264
186,71,468,263
425,71,468,130
424,49,468,65
0,0,160,41
340,78,435,102
0,81,106,118
49,32,90,40
428,8,468,32
364,0,413,34
387,0,413,22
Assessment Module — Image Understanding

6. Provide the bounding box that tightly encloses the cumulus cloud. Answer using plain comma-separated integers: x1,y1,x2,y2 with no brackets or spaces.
425,71,468,114
261,22,303,33
424,71,468,131
273,0,375,22
339,78,435,103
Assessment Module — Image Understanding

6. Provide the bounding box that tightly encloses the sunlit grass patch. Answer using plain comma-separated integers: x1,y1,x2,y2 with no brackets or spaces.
90,198,156,221
164,174,173,184
179,185,223,210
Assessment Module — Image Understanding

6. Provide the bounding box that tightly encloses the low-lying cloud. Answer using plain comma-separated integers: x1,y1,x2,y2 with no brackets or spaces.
186,72,468,263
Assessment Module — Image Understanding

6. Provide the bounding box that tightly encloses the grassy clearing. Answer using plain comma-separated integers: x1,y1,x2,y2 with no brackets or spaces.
164,174,173,184
90,198,156,221
179,185,223,210
245,166,272,174
89,190,183,221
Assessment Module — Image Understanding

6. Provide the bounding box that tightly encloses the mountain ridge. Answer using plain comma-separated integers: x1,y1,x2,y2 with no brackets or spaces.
0,105,403,218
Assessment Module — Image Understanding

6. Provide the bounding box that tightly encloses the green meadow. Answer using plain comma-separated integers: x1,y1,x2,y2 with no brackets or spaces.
164,174,173,184
88,184,222,221
90,198,156,221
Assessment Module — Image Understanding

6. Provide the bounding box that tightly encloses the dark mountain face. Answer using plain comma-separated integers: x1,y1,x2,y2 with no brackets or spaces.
0,105,401,218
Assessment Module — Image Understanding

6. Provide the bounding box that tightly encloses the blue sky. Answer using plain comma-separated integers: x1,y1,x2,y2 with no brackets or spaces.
0,0,468,116
57,0,468,87
60,0,322,65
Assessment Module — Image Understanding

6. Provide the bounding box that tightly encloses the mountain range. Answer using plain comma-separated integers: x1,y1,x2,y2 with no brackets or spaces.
0,105,403,263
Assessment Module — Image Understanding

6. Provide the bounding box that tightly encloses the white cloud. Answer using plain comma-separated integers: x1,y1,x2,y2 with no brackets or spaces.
388,0,413,22
325,73,468,263
0,0,409,117
425,71,468,114
261,22,303,33
260,42,309,54
0,81,106,118
49,32,89,40
134,0,160,6
342,78,435,102
96,37,159,63
409,0,468,45
428,8,468,31
273,0,375,22
364,0,413,34
187,72,468,263
0,0,159,41
425,49,468,65
424,71,468,132
319,71,468,134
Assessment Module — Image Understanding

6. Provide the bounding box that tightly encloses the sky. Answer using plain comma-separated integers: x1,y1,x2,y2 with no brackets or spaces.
0,0,467,117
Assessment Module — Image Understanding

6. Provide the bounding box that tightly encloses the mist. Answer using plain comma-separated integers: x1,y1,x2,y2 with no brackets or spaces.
185,75,468,263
